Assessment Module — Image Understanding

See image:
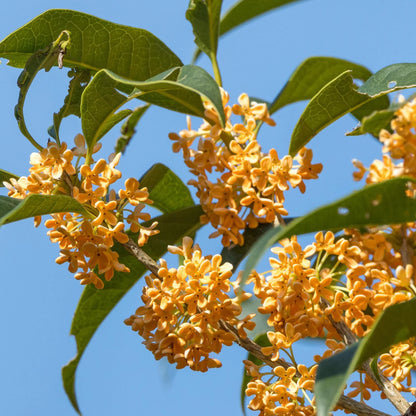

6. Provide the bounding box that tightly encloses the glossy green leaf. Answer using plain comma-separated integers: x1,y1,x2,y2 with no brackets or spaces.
220,0,304,37
96,109,133,143
193,0,304,62
187,0,223,59
289,71,369,155
347,93,416,137
315,297,416,416
14,31,69,149
0,194,87,226
51,69,91,141
62,204,204,414
346,109,394,137
290,63,416,156
270,57,377,114
0,169,19,186
81,65,225,156
358,63,416,96
0,9,182,77
242,177,416,284
140,163,195,212
240,333,270,415
115,105,150,154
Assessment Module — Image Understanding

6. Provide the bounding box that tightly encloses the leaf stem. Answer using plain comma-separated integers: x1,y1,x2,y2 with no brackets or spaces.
211,53,222,87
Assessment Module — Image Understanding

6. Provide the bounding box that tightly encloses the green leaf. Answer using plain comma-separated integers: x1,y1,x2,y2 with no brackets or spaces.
242,177,416,284
240,333,271,415
81,65,225,156
0,169,19,186
0,9,182,77
358,63,416,96
187,0,223,59
289,63,416,156
193,0,304,62
315,297,416,416
140,163,195,212
346,108,395,137
14,31,70,149
62,204,204,414
115,105,150,154
96,109,133,143
269,57,377,114
347,93,416,137
220,0,304,37
0,194,87,226
51,68,91,142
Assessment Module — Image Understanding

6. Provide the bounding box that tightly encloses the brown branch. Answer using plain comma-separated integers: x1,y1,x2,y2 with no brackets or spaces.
321,298,410,414
220,319,391,416
336,395,391,416
123,238,160,276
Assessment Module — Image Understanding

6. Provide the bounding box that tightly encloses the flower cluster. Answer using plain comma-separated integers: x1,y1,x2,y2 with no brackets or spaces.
238,98,416,414
344,98,416,399
3,134,157,289
244,360,316,416
169,92,322,247
242,223,416,413
353,97,416,184
124,237,255,372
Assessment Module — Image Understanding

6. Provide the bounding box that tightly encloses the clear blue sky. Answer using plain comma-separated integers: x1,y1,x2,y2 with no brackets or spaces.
1,1,416,415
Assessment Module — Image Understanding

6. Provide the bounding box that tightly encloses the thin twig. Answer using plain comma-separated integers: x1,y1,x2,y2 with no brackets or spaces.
321,298,410,414
123,238,160,276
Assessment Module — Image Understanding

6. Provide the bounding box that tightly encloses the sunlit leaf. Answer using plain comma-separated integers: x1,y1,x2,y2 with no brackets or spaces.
81,65,225,156
14,31,69,149
140,163,195,212
192,0,305,62
346,109,394,137
289,63,416,155
315,297,416,416
187,0,223,59
358,63,416,96
0,9,182,77
347,93,416,137
243,177,416,284
0,194,87,226
270,57,378,114
220,0,304,37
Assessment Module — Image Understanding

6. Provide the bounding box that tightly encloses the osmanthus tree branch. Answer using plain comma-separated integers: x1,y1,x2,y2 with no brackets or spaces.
220,319,391,416
123,238,160,276
124,238,393,416
320,298,410,415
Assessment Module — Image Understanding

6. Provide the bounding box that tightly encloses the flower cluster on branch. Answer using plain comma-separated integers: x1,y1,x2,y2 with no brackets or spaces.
169,91,322,246
4,135,158,289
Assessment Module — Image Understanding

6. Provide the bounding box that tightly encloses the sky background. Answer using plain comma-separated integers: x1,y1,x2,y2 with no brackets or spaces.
1,0,416,415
